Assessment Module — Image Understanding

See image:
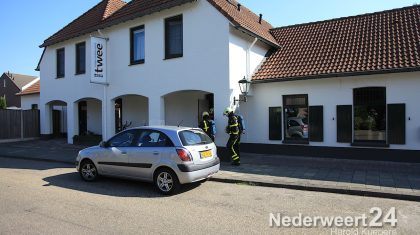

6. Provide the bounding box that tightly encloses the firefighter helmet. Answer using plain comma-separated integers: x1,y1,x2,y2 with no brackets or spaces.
223,107,233,116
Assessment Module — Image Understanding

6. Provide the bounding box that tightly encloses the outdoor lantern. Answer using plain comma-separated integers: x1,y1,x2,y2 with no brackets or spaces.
234,77,251,105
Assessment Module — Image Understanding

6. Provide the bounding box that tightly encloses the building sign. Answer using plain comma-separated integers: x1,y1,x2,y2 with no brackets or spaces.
90,37,107,84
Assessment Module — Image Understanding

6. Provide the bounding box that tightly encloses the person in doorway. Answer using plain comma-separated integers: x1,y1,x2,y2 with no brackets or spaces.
223,107,240,166
199,111,215,141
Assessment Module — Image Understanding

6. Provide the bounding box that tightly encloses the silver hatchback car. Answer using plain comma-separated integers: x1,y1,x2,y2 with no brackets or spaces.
76,126,220,195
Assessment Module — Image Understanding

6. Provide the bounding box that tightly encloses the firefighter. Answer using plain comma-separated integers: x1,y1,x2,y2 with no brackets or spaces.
223,107,240,166
199,111,215,141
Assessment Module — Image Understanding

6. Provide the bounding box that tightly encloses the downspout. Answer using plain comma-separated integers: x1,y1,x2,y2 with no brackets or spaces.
246,38,258,80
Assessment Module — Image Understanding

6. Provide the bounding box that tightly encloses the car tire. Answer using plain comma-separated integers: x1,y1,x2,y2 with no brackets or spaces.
154,168,180,195
79,160,98,182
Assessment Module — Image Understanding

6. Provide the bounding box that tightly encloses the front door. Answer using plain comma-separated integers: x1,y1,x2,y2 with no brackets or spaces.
78,101,87,135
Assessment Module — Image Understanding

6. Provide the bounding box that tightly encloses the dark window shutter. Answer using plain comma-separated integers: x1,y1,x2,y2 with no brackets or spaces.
309,106,323,142
269,107,282,140
387,103,405,144
337,105,352,143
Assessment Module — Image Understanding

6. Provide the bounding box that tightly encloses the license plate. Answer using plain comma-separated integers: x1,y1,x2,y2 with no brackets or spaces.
200,150,212,159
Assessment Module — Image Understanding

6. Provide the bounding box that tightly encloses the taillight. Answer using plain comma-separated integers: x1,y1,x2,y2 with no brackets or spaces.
176,148,192,162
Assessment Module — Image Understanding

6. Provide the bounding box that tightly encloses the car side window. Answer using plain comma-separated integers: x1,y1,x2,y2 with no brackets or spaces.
135,130,173,147
108,130,136,147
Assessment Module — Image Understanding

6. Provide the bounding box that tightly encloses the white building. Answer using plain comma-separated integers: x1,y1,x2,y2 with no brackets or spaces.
38,0,420,160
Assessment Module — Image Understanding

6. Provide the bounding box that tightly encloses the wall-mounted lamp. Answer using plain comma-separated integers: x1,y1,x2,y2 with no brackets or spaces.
234,77,251,105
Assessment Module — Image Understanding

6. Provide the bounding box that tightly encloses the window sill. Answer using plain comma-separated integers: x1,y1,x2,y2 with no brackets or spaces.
129,60,145,66
164,54,183,60
56,76,64,79
351,142,390,148
75,72,85,76
282,139,309,145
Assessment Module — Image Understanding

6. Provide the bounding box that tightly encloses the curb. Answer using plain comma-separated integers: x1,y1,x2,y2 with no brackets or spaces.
209,177,420,202
2,154,419,202
0,155,74,165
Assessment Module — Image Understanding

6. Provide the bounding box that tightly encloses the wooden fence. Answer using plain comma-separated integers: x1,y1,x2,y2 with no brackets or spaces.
0,109,40,140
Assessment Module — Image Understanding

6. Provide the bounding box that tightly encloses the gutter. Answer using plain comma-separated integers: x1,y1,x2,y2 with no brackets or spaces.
234,25,279,49
251,67,420,84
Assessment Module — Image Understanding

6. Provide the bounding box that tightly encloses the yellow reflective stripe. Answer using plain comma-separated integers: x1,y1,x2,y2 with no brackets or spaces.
229,123,239,127
230,131,239,135
203,121,209,132
231,138,238,159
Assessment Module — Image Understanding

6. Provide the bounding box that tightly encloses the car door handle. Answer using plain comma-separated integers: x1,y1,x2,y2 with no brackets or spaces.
153,151,160,155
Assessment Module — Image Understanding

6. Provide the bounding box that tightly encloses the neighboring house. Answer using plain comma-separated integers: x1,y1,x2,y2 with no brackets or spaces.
16,78,40,110
0,72,38,108
38,0,420,159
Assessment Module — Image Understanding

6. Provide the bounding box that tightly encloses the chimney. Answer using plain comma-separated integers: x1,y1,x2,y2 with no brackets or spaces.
259,14,263,24
237,3,241,11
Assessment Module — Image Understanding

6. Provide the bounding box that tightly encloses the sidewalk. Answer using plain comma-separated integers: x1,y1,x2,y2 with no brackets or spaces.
1,139,420,201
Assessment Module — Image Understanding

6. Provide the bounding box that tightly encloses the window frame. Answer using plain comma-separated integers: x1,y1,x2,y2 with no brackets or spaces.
352,87,387,144
130,25,145,65
75,42,86,75
282,94,309,144
134,129,174,147
107,129,137,148
56,48,65,78
165,14,183,59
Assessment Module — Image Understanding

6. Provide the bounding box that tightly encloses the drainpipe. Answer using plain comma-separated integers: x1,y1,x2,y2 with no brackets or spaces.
246,38,258,80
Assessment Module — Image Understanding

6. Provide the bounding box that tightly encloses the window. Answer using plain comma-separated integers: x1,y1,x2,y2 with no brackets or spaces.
76,42,86,74
130,26,145,64
283,95,309,142
31,104,38,110
56,48,65,78
269,107,282,140
108,130,136,147
165,15,183,59
353,87,386,142
135,130,174,147
179,129,213,146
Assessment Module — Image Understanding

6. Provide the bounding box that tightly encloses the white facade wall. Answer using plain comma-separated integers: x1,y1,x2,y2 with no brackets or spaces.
86,99,102,135
40,0,252,145
241,72,420,150
121,95,149,128
164,91,209,128
20,94,39,110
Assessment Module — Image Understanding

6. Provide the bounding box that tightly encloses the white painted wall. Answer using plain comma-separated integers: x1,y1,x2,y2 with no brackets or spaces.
86,99,102,135
21,94,39,110
122,95,149,128
164,91,208,128
241,72,420,150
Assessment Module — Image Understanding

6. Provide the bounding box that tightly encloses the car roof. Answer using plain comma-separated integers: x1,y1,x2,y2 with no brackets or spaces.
127,125,197,132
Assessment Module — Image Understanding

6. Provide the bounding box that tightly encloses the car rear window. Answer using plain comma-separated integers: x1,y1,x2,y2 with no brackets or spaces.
179,129,213,146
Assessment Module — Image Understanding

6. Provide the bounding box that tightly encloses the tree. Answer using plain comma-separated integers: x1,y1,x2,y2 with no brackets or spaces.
0,96,6,109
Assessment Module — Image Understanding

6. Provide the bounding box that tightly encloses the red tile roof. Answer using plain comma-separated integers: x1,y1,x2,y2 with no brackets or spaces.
41,0,277,48
207,0,278,47
17,80,40,96
253,5,420,82
41,0,126,47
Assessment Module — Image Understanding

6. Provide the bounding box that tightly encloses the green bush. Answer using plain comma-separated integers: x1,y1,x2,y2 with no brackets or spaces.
0,96,6,109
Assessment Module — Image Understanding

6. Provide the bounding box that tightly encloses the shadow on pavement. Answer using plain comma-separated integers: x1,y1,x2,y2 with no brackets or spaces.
0,156,73,170
43,172,202,198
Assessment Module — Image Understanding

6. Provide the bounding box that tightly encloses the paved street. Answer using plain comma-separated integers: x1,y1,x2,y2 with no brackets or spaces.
1,158,420,235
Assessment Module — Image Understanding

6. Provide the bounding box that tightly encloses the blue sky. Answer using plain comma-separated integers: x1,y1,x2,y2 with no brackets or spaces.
0,0,417,77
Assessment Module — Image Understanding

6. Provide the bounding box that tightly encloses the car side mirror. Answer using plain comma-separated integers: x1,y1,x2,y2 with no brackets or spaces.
99,141,109,148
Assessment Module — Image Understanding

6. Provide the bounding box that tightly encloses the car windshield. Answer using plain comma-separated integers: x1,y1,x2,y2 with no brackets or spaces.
179,129,213,146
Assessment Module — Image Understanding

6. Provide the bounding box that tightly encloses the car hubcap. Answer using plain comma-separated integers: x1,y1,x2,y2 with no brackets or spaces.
81,163,96,180
157,172,173,192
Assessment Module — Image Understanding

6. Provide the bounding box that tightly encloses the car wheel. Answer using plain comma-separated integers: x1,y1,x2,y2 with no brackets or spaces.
79,160,98,182
154,168,180,195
